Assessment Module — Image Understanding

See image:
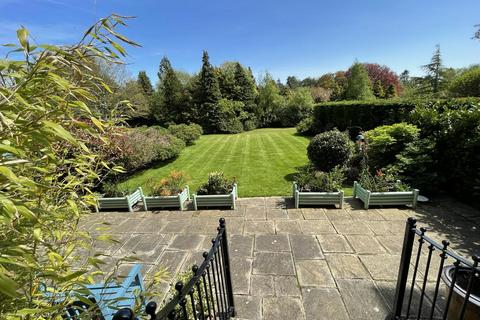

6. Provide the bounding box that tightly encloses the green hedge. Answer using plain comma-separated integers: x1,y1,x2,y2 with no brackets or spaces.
312,99,416,133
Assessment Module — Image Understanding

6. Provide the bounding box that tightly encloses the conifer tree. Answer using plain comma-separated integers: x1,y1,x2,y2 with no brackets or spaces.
386,84,397,98
233,62,257,111
197,51,222,132
422,45,443,93
154,56,184,123
345,62,375,100
137,71,153,96
373,80,385,98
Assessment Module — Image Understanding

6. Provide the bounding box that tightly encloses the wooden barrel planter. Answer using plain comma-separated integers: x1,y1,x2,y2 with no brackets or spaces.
441,265,480,320
192,184,237,210
353,181,419,209
142,187,190,211
95,187,144,213
292,182,344,209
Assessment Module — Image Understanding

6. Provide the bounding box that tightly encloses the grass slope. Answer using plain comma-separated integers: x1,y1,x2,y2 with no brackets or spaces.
120,128,311,197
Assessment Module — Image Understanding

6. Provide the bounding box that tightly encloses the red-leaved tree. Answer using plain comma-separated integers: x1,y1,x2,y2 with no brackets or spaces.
363,63,402,95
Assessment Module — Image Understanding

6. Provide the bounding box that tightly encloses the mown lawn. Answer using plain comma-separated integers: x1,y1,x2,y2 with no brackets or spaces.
120,128,353,197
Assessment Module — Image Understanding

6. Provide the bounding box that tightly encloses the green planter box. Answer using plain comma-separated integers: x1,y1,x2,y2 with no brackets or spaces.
142,186,190,211
192,184,237,210
353,181,419,209
292,182,344,209
96,187,144,213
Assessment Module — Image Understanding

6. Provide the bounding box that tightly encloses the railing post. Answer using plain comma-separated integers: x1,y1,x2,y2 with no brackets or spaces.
391,217,417,319
219,218,236,317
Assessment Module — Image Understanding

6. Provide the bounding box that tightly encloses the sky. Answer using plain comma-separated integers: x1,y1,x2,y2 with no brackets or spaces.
1,0,479,83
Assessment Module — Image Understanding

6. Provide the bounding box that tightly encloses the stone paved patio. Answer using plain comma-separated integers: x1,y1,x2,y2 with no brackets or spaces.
83,197,480,320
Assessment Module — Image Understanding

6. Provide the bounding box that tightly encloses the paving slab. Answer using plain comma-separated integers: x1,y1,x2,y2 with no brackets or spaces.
301,208,327,220
244,221,275,235
298,220,336,234
296,260,335,288
275,220,302,234
229,234,254,258
332,220,373,235
263,297,305,320
252,252,295,275
274,275,301,296
250,274,274,296
317,234,354,253
234,295,262,320
266,208,288,220
325,254,370,279
255,234,290,252
302,288,349,320
346,234,387,254
231,257,252,295
289,235,324,260
336,279,390,319
168,234,205,251
245,207,266,220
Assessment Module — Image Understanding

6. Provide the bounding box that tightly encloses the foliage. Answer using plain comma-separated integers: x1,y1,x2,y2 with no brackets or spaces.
422,45,443,93
296,116,315,135
358,168,410,192
102,181,134,197
197,51,222,132
117,127,185,171
215,99,246,133
373,80,385,98
310,86,332,102
137,71,154,96
256,73,286,127
148,171,188,196
449,67,480,97
365,123,420,170
307,130,354,172
168,123,203,145
280,87,315,127
0,15,138,318
311,99,416,133
344,62,375,100
296,165,345,192
363,63,401,96
197,172,235,195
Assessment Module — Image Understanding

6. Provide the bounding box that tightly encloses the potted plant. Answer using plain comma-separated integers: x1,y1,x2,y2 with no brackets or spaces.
353,169,419,209
293,165,344,208
142,171,190,210
192,172,237,210
96,182,144,212
441,263,480,319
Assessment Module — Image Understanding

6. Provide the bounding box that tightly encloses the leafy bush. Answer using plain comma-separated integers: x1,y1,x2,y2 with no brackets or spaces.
216,98,245,133
307,129,354,171
117,127,185,171
280,87,315,127
365,123,420,170
296,165,345,192
358,168,410,192
102,181,134,197
449,67,480,97
168,123,203,145
197,172,236,195
296,116,315,135
243,118,258,131
148,170,188,196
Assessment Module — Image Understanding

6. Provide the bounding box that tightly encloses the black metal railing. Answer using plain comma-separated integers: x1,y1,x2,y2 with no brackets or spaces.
113,218,235,320
392,217,480,319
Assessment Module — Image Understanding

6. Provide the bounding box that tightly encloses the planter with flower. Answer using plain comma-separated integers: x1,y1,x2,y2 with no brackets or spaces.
142,171,190,210
193,172,237,210
293,165,345,208
353,169,419,209
96,183,144,212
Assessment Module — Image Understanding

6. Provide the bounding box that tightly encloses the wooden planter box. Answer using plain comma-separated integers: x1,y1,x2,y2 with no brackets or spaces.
142,186,190,211
192,184,237,210
95,187,144,213
353,181,419,209
292,182,344,209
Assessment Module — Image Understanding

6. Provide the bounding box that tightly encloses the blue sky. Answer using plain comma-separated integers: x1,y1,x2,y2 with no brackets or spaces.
1,0,479,82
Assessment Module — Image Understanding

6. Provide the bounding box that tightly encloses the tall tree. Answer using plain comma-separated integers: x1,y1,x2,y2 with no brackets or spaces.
257,72,285,126
344,62,375,100
373,80,385,98
399,70,410,85
137,71,153,96
363,63,401,95
422,45,443,93
155,56,184,123
286,76,301,89
233,62,257,111
197,51,222,132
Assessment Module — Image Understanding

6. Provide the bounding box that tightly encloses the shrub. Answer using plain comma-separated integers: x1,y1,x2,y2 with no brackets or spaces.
296,165,345,192
344,62,375,100
197,172,236,195
449,67,480,97
307,129,354,171
358,168,410,192
365,123,420,170
148,171,188,196
243,118,258,131
296,116,315,135
168,123,203,145
280,87,315,127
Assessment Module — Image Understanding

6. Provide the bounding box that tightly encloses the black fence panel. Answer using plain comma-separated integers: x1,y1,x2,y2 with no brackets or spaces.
392,218,480,320
113,218,235,320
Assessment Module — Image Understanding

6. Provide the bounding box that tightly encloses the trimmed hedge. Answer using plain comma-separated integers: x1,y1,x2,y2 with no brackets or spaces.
311,99,416,133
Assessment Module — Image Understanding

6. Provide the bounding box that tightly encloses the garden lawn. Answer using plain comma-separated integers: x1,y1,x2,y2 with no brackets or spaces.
120,128,354,197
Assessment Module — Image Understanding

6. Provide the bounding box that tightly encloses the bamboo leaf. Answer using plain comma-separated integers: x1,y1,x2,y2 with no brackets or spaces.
0,273,18,298
16,27,29,52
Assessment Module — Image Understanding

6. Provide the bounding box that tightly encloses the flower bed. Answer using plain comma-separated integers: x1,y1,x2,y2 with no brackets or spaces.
142,186,190,210
193,183,237,210
96,187,144,212
293,182,344,208
353,181,419,209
